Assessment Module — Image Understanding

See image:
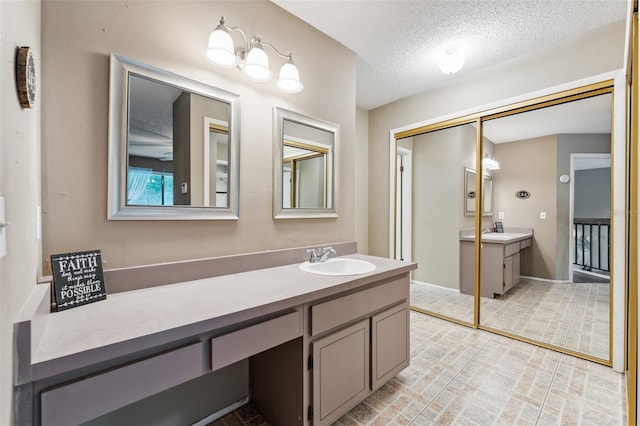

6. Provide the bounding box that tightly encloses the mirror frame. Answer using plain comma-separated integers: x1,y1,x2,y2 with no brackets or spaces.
273,107,339,219
107,53,241,220
464,167,493,216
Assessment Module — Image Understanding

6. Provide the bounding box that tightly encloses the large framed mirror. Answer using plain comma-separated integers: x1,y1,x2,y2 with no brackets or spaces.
464,167,493,216
108,53,240,220
273,107,338,219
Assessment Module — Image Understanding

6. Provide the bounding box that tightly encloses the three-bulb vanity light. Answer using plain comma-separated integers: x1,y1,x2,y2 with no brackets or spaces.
482,155,500,170
203,16,303,94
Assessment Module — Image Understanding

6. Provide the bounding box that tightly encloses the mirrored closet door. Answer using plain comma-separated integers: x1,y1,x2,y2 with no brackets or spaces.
397,123,479,326
397,82,614,364
479,92,612,361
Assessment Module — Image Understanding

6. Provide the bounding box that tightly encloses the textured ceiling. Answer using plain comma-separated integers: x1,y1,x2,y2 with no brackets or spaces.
273,0,628,110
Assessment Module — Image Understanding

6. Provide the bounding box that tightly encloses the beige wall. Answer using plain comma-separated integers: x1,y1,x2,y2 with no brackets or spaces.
41,0,356,272
411,127,462,288
494,136,557,279
367,21,625,257
0,1,42,424
409,124,493,289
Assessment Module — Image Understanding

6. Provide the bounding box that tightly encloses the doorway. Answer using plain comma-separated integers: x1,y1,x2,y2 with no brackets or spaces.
395,147,412,262
570,153,611,283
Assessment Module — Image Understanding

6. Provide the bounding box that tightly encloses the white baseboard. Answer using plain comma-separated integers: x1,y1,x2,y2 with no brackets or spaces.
521,275,570,284
411,279,460,293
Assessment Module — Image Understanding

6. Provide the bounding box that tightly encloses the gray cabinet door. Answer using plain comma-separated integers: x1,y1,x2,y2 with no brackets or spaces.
371,304,409,390
312,319,370,425
504,254,514,292
513,252,521,286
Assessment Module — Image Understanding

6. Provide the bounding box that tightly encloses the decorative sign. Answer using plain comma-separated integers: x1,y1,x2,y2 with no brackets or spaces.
467,191,476,199
16,47,36,108
515,190,530,199
51,250,107,311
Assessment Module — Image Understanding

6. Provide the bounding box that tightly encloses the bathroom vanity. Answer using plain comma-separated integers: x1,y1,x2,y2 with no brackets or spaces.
14,247,416,426
459,229,533,298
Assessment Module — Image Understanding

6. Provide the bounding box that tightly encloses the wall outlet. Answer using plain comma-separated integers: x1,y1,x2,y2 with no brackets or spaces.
498,212,504,219
540,211,547,220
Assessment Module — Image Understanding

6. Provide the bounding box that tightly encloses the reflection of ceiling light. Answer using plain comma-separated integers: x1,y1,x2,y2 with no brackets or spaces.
203,16,303,94
439,50,464,75
482,155,500,170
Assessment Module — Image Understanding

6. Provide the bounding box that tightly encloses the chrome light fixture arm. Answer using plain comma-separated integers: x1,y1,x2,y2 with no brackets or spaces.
204,16,303,94
259,39,293,62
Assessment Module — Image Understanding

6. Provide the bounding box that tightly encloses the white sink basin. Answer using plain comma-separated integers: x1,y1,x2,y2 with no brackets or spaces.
299,258,376,276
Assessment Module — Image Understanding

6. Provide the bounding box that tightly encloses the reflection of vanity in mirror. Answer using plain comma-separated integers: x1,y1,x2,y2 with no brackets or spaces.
108,53,240,220
463,167,493,216
273,107,338,218
459,228,533,298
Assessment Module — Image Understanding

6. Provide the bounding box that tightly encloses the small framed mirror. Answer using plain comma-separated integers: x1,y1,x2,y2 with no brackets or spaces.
273,107,339,219
108,53,240,220
464,167,493,216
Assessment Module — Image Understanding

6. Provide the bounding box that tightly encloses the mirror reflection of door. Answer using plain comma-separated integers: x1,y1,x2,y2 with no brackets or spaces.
282,141,328,208
204,122,229,208
480,93,612,361
280,118,334,211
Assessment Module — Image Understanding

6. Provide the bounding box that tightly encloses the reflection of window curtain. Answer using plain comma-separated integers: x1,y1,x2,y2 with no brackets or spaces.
127,167,152,202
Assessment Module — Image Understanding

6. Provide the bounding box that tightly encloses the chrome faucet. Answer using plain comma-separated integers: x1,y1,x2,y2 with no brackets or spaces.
306,246,336,263
306,248,320,263
319,246,336,262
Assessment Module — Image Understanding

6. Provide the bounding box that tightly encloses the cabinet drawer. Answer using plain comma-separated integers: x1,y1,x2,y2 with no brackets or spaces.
505,242,520,257
41,342,203,426
520,238,532,249
311,276,408,336
211,310,302,371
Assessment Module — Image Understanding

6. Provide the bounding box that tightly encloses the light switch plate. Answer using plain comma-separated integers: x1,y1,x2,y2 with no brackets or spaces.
540,211,547,220
0,197,6,258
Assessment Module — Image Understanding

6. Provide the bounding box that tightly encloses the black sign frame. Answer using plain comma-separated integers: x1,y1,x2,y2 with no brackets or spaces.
51,250,107,311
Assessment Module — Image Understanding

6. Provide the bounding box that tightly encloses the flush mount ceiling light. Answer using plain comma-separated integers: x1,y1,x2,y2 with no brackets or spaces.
482,155,500,170
438,50,464,75
203,16,303,94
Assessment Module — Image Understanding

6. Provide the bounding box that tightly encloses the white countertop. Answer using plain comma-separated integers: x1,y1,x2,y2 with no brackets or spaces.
29,254,415,374
460,231,533,244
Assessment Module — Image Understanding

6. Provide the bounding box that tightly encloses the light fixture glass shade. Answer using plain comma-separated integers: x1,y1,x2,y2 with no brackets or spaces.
203,26,238,68
439,51,464,75
482,157,500,170
277,61,303,94
243,45,272,81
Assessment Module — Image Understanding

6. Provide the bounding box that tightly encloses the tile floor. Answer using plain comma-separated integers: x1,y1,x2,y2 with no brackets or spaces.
210,312,627,426
411,278,610,360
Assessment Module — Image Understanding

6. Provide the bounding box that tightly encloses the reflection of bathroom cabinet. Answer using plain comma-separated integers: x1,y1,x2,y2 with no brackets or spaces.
460,236,532,298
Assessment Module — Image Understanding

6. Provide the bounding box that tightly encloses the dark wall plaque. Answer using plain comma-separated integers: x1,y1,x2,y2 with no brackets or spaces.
515,190,530,199
51,250,107,311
